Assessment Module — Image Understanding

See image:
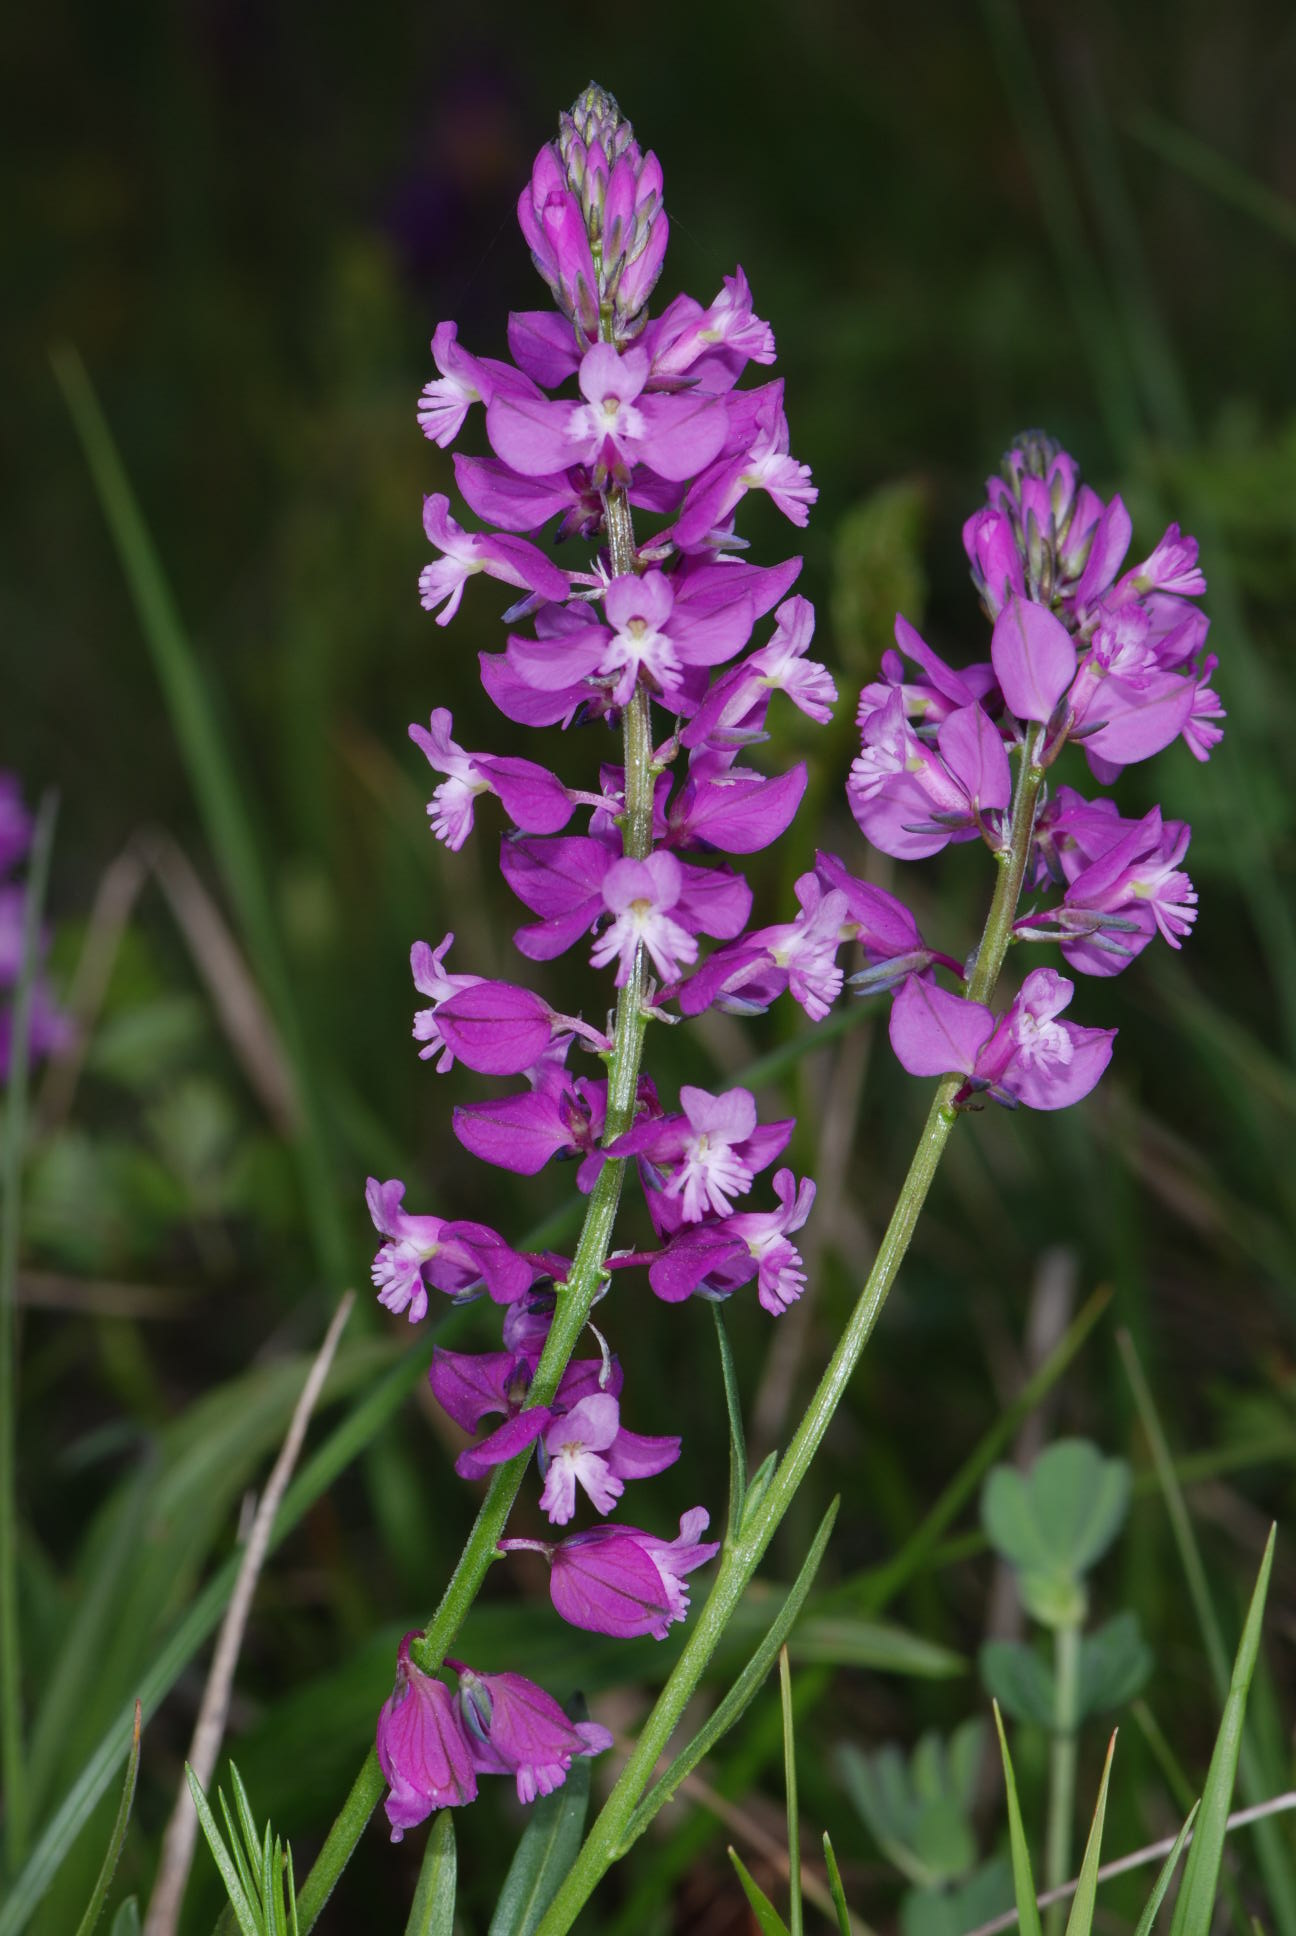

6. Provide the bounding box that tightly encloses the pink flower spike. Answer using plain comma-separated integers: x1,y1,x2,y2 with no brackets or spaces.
590,852,698,986
991,594,1078,723
376,1635,476,1839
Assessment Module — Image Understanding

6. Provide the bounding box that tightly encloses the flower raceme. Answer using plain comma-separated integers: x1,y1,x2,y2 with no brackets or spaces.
367,80,855,1833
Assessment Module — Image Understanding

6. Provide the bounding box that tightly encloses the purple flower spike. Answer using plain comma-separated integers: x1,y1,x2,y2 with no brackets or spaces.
376,1634,477,1839
506,1507,719,1638
991,594,1077,724
452,1663,612,1804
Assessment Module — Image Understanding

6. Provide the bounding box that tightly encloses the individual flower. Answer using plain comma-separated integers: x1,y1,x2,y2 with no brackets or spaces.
536,1391,679,1525
409,709,576,849
366,1177,539,1314
451,1663,612,1803
887,969,1115,1111
589,852,699,985
419,495,571,626
608,1083,793,1225
376,1635,477,1839
501,1508,720,1638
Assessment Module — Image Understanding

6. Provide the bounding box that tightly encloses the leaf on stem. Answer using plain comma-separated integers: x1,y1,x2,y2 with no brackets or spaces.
779,1646,803,1936
405,1812,456,1936
488,1753,591,1936
1132,1801,1199,1936
185,1767,261,1936
711,1303,748,1534
823,1831,854,1936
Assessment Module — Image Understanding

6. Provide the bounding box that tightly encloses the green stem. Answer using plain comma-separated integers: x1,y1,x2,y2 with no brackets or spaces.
298,488,651,1930
1045,1620,1082,1936
1,793,58,1876
534,738,1048,1934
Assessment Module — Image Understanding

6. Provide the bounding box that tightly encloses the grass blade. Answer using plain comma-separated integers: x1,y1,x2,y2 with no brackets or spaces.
712,1303,748,1534
728,1848,791,1936
1127,112,1296,252
487,1754,590,1936
1169,1528,1276,1936
404,1812,456,1936
779,1647,802,1936
1062,1732,1116,1936
185,1768,260,1936
1132,1802,1199,1936
1,789,57,1873
71,1701,142,1936
994,1703,1043,1936
619,1497,840,1850
50,347,346,1283
822,1831,853,1936
0,1334,434,1936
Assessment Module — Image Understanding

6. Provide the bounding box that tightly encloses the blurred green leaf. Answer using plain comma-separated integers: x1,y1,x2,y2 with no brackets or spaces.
839,1726,981,1890
822,1831,853,1936
487,1752,590,1936
980,1642,1055,1729
900,1860,1014,1936
108,1903,141,1936
87,995,208,1091
1077,1612,1152,1719
831,480,928,678
981,1441,1131,1583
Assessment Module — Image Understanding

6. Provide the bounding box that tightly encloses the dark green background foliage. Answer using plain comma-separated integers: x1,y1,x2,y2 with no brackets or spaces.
5,1,1296,1929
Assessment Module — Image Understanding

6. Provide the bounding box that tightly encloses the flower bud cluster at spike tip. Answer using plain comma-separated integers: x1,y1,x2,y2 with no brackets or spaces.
0,771,72,1081
845,434,1218,1109
372,85,862,1836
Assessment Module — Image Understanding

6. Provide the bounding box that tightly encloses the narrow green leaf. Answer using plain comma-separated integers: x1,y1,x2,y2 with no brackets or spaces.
1132,1801,1199,1936
712,1303,747,1534
822,1831,853,1936
993,1703,1042,1936
779,1647,803,1936
218,1787,259,1914
1062,1732,1116,1936
1169,1528,1276,1936
187,1766,262,1936
0,1336,434,1936
71,1700,142,1936
110,1903,141,1936
487,1755,591,1936
228,1764,261,1874
0,790,58,1873
741,1450,780,1537
620,1497,840,1849
405,1812,457,1936
51,347,346,1283
729,1847,792,1936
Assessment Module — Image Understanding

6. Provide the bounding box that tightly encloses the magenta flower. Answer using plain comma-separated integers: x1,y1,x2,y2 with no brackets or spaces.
416,321,536,449
365,1177,539,1313
682,596,836,749
451,1663,612,1804
647,1168,817,1314
645,267,776,389
487,341,728,489
419,494,571,626
609,1083,792,1225
990,594,1077,724
410,934,482,1071
536,1391,680,1525
888,970,1115,1111
376,1635,476,1839
409,709,575,848
589,852,699,985
1017,803,1196,976
502,1507,719,1638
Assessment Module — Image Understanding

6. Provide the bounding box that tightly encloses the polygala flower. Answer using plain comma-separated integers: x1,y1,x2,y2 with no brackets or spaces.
452,1662,613,1804
376,1635,477,1838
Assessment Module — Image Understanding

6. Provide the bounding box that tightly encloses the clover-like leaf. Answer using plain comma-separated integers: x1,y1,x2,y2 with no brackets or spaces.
979,1640,1056,1728
981,1441,1131,1581
1077,1611,1152,1720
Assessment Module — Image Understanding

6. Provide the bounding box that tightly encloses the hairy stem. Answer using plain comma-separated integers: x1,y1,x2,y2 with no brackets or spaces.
297,491,650,1930
533,738,1049,1933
